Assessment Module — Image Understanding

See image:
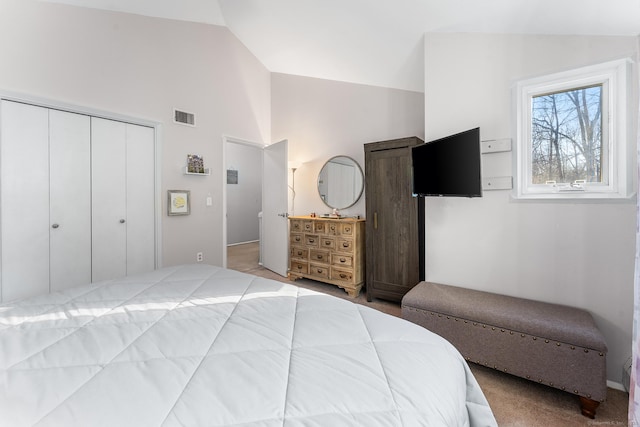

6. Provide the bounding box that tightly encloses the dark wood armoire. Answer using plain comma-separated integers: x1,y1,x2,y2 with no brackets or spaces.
364,137,425,302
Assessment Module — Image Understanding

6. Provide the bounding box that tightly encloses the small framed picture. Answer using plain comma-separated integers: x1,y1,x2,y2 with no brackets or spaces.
227,169,238,184
168,190,190,216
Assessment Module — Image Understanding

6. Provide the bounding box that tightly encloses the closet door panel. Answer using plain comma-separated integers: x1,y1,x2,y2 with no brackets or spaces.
91,117,127,282
49,109,91,292
125,123,155,275
0,101,50,302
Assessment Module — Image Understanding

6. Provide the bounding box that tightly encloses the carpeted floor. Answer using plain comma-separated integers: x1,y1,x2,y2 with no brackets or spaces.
228,242,629,426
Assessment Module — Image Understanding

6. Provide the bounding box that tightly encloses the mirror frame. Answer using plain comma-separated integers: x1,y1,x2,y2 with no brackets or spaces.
317,155,364,210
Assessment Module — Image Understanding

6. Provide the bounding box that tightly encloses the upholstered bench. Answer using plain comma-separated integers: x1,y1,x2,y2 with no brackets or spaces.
401,281,608,418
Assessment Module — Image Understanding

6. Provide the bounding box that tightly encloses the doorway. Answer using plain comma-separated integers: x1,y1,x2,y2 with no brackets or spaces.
222,136,289,277
224,138,263,273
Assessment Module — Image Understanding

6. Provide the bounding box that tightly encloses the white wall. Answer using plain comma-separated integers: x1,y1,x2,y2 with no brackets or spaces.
424,33,639,384
271,73,425,217
226,142,262,245
0,0,271,267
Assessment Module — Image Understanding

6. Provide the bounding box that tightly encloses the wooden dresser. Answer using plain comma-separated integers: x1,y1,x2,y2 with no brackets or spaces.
288,216,365,297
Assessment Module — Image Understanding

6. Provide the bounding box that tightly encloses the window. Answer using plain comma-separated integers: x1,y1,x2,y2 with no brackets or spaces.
515,58,632,199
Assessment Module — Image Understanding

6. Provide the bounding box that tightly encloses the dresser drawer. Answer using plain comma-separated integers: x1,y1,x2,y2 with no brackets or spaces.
310,249,330,264
314,221,327,233
309,263,330,279
340,223,354,236
290,261,308,275
305,234,320,247
332,253,353,267
326,222,339,235
290,220,305,233
320,236,335,250
290,233,304,246
290,246,308,260
302,221,314,232
336,238,354,253
331,267,354,283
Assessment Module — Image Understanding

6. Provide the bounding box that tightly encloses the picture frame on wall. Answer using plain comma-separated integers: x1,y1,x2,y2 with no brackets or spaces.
168,190,190,216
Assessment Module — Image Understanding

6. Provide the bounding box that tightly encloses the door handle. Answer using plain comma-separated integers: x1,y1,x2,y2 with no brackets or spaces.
374,212,378,230
278,213,289,218
52,224,59,229
120,219,126,224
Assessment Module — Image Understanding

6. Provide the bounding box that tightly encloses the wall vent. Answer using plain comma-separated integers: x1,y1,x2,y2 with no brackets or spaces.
173,109,196,127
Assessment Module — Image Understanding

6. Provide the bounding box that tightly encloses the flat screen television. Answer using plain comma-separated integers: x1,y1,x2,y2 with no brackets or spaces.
412,127,482,197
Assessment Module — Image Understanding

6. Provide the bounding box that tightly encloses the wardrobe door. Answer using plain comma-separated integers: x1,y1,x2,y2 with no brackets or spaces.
365,137,424,302
91,117,127,282
125,123,155,276
49,109,91,292
0,101,49,302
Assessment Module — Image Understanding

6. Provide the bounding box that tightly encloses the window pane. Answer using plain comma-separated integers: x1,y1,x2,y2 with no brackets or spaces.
531,85,603,184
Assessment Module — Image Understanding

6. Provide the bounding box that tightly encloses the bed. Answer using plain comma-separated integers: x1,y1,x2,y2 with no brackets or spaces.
0,264,496,426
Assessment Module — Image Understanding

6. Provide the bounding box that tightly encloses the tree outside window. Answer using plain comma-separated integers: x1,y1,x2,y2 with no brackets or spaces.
531,85,603,185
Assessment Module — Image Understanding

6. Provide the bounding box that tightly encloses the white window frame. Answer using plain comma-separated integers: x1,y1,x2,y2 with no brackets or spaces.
514,58,633,200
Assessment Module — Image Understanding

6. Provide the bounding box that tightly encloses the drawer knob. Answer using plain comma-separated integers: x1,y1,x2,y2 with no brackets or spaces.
340,258,346,262
340,274,347,279
308,239,315,243
317,255,323,259
317,269,323,273
343,243,349,248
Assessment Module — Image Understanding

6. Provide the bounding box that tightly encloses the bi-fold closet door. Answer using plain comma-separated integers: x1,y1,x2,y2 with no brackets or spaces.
1,101,91,302
0,100,155,303
91,117,155,283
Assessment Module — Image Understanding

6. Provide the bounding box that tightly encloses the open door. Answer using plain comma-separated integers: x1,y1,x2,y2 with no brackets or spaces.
262,139,288,276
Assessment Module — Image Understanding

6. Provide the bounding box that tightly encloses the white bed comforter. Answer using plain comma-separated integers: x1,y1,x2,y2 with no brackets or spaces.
0,264,496,427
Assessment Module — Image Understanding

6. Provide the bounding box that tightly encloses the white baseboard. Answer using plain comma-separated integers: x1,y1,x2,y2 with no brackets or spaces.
607,380,627,392
227,240,259,247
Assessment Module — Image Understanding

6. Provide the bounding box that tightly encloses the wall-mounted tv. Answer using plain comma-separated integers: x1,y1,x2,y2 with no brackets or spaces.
412,127,482,198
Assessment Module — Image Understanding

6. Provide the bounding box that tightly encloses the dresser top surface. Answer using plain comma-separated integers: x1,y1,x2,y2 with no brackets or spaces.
289,215,365,223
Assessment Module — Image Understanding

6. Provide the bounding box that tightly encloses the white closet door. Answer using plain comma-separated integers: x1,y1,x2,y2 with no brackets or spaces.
0,101,50,302
125,123,155,275
91,117,127,282
91,118,155,282
49,109,91,292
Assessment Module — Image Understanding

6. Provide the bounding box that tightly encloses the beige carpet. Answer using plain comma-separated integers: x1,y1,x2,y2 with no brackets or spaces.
228,242,629,426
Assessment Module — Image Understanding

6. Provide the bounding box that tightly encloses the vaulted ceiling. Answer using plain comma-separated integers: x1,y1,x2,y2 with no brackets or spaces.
41,0,640,92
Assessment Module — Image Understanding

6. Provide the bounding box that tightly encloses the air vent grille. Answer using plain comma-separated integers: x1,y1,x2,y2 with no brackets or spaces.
174,109,195,126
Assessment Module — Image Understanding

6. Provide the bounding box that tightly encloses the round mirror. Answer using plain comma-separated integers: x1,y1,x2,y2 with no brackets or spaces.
317,156,364,210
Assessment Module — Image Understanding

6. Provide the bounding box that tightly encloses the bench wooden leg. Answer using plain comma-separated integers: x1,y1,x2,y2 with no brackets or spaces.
579,396,599,419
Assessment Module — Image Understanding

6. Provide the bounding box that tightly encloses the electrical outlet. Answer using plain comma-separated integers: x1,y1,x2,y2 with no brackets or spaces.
196,252,203,262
